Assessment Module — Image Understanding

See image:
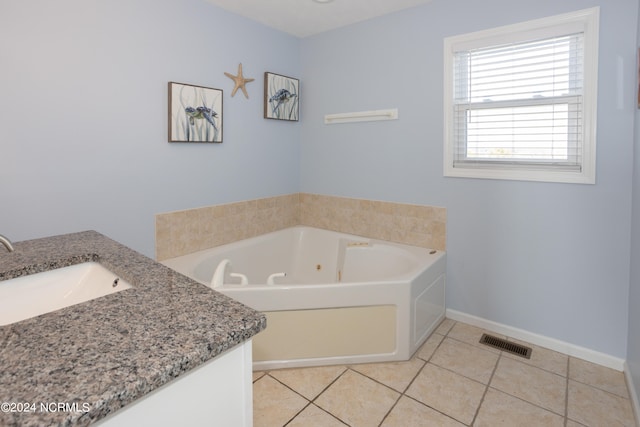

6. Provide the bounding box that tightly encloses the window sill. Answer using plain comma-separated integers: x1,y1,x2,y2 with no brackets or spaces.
443,164,595,184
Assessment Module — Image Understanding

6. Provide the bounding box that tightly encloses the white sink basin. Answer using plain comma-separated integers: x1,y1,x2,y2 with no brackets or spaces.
0,262,132,326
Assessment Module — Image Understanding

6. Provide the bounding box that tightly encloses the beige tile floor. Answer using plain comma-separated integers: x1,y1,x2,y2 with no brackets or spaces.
253,319,637,427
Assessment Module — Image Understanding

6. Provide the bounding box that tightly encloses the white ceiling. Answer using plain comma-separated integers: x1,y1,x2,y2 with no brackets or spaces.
204,0,433,38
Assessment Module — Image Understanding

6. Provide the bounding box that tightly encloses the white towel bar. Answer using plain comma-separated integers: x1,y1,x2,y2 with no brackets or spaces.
324,108,398,124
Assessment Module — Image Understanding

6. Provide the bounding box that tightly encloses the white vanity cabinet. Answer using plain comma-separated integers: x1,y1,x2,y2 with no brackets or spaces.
95,340,253,427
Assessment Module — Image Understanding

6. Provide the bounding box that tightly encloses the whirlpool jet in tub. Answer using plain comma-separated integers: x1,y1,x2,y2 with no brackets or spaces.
162,226,446,370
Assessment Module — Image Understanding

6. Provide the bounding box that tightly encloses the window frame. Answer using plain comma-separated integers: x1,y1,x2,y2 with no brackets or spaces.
443,8,599,184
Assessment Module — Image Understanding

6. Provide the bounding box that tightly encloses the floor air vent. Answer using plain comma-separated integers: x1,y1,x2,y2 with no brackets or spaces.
479,334,532,359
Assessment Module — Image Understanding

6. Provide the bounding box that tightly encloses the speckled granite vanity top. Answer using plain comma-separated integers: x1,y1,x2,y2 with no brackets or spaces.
0,231,266,427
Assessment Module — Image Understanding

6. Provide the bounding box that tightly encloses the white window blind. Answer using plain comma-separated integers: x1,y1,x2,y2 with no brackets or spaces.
444,8,599,184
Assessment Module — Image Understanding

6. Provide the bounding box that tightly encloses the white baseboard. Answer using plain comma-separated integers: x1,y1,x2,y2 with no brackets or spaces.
446,309,625,371
446,309,639,425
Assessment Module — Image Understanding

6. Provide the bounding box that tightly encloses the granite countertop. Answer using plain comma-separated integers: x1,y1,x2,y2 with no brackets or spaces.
0,231,266,427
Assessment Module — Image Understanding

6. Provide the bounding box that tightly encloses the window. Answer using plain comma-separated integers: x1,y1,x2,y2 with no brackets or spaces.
443,8,599,184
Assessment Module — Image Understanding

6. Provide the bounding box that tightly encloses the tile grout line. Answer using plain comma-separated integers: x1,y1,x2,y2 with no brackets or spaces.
258,320,563,426
401,332,447,393
377,324,452,426
567,372,634,400
477,339,574,422
254,318,632,426
376,387,403,426
305,367,354,426
377,323,474,426
282,401,312,427
432,321,492,426
469,349,503,426
564,356,570,427
471,327,571,421
341,367,404,424
371,353,435,426
263,373,312,426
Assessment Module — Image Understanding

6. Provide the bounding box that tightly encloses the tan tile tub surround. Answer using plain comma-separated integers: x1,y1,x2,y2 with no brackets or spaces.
299,193,446,251
155,193,446,261
156,194,300,261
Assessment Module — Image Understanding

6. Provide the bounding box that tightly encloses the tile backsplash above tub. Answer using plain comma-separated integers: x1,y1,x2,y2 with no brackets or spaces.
299,193,446,252
155,193,446,261
155,194,300,261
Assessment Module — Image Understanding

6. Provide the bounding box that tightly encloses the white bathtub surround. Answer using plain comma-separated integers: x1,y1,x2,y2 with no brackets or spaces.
162,226,446,369
155,193,446,261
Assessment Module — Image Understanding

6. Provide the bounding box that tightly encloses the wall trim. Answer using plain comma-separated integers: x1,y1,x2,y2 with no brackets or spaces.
446,309,625,371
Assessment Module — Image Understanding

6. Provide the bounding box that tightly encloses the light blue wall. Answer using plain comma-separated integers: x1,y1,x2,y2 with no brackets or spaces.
0,0,300,258
1,0,637,364
300,0,637,358
627,0,640,406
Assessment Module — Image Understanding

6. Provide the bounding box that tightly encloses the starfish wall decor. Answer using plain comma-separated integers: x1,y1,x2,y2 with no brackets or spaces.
224,63,255,99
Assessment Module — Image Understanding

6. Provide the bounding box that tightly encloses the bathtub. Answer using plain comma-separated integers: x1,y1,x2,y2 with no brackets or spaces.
162,226,446,370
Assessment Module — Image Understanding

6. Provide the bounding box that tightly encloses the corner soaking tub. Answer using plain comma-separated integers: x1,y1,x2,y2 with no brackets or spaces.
162,226,446,370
